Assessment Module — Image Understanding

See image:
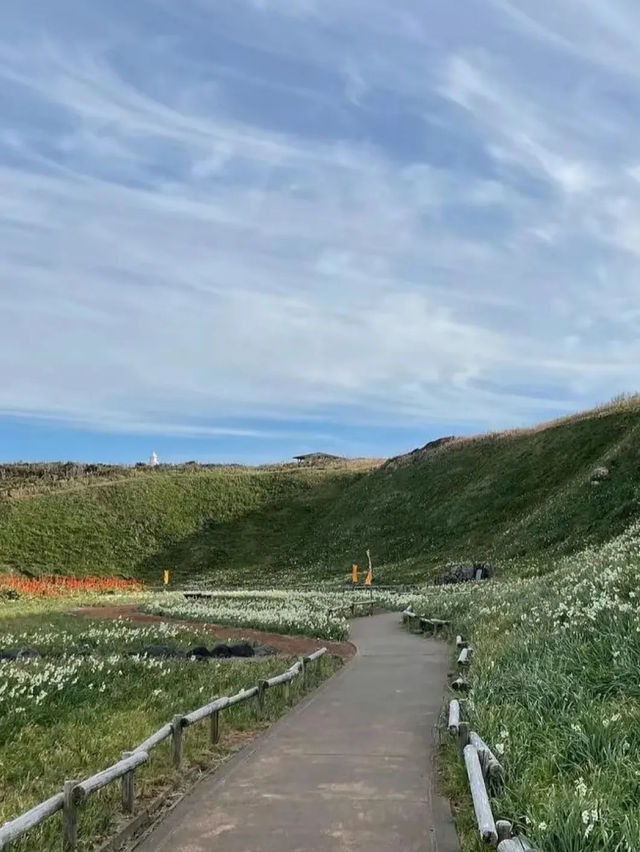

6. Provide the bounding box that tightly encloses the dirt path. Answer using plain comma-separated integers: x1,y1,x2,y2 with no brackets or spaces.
72,604,356,659
135,612,458,852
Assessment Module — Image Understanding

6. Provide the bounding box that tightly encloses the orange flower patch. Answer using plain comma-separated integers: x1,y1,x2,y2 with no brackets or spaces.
0,574,143,597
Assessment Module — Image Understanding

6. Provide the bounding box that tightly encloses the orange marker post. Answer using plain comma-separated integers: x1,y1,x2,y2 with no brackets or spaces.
351,563,359,584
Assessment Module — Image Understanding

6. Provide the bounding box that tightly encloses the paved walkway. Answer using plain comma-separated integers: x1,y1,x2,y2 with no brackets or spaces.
136,613,459,852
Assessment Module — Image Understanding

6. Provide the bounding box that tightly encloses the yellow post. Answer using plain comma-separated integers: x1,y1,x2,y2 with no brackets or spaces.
163,569,170,586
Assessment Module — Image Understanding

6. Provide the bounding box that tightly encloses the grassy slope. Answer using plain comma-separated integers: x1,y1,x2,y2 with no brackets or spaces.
0,466,366,582
309,405,640,579
1,403,640,583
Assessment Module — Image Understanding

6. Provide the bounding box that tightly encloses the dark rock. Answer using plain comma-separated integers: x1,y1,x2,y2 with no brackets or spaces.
141,644,178,658
210,643,233,658
416,436,456,454
0,588,20,600
383,436,457,470
0,650,17,661
228,642,255,658
293,452,343,465
436,562,493,585
17,647,40,660
187,645,211,660
1,647,39,661
254,644,279,657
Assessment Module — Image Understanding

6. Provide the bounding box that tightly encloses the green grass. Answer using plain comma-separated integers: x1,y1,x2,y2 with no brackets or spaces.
0,466,367,582
402,522,640,851
0,604,340,851
2,400,640,585
5,400,640,849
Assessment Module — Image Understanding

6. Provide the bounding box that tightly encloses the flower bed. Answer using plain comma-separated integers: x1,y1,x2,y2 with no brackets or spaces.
142,590,354,640
405,521,640,850
0,574,143,597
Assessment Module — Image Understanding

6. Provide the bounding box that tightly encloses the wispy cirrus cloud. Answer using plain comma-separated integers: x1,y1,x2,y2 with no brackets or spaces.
1,0,640,451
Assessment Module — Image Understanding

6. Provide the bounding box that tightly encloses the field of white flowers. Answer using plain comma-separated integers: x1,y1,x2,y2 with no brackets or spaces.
143,589,386,640
0,608,338,851
404,521,640,852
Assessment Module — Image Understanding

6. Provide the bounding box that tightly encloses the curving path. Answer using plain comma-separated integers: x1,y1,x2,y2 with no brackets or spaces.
136,612,459,852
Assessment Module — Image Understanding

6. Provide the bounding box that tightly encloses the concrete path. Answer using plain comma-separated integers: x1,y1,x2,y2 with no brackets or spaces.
136,612,459,852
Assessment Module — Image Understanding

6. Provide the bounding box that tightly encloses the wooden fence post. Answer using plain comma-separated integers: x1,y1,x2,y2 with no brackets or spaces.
210,709,220,746
171,715,184,768
257,680,267,717
458,721,470,758
121,752,135,814
497,820,513,841
300,657,307,688
283,680,291,703
448,700,460,735
63,780,78,852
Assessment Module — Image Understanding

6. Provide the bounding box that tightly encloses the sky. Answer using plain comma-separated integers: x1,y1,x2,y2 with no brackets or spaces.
2,1,640,464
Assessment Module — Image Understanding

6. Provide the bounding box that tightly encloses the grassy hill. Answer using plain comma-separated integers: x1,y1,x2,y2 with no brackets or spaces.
306,401,640,579
2,399,640,584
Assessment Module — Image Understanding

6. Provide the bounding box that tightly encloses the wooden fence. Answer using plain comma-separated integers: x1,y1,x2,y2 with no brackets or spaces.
0,648,327,852
328,598,379,618
448,695,538,851
401,612,539,851
401,606,450,635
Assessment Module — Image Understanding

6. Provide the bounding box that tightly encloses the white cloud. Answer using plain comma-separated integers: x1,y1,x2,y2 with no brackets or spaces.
2,0,640,444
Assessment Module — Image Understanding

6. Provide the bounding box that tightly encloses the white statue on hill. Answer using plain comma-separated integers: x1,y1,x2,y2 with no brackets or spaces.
149,451,159,467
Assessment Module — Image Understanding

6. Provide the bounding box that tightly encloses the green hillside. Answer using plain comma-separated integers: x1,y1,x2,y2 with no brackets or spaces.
2,401,640,584
0,464,367,583
307,403,640,579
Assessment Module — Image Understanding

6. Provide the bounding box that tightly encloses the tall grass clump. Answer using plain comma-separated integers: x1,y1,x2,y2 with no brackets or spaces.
406,522,640,850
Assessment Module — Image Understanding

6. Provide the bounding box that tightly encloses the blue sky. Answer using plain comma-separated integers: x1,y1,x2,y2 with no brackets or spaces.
2,0,640,463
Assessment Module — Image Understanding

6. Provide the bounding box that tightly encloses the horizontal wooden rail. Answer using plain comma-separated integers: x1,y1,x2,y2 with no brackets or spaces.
463,744,498,845
469,731,504,784
226,685,259,707
328,599,379,618
265,667,298,688
0,648,328,851
134,723,173,753
305,648,327,663
183,696,229,727
0,794,64,848
402,612,450,635
75,751,149,801
445,664,539,850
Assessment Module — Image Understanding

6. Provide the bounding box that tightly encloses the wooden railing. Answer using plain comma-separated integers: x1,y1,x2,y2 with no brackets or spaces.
401,607,450,635
328,599,379,618
449,695,538,851
401,612,539,851
0,649,327,852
